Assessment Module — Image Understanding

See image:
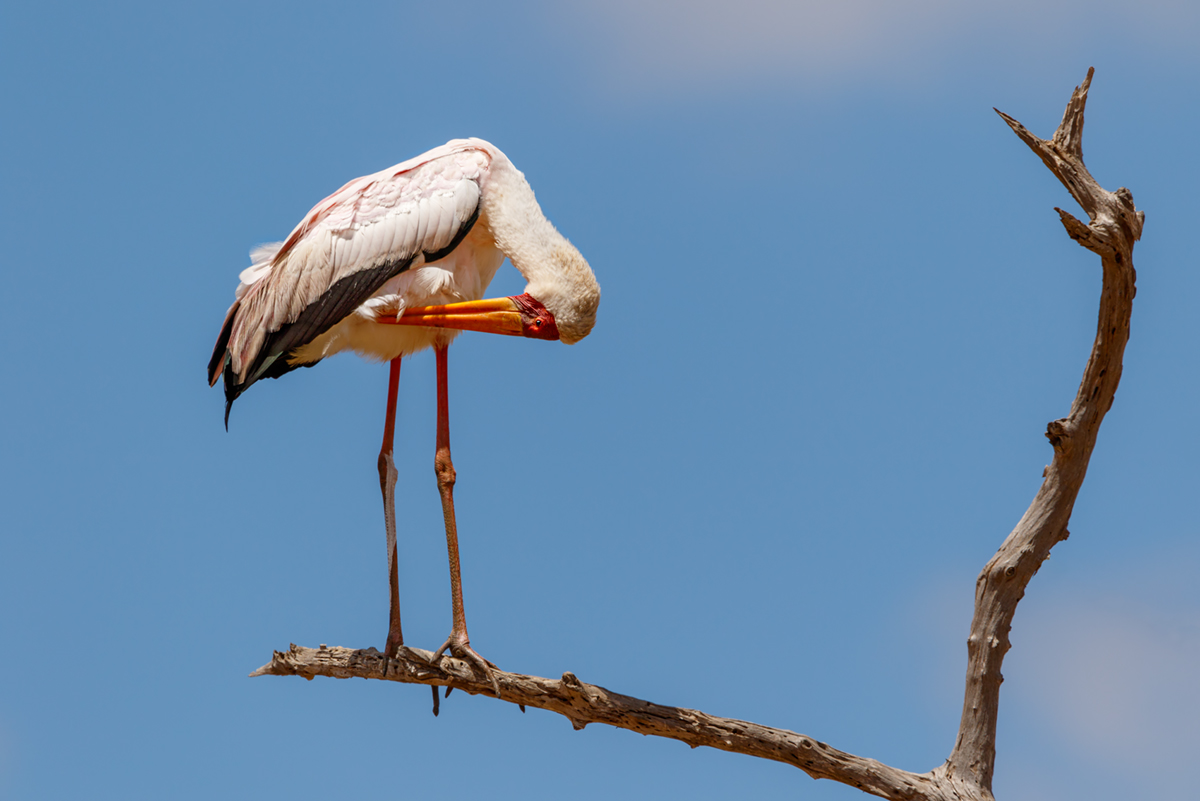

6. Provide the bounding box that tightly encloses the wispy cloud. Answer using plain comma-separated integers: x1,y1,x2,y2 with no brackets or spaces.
551,1,1200,95
907,543,1199,798
1014,598,1200,767
926,548,1199,797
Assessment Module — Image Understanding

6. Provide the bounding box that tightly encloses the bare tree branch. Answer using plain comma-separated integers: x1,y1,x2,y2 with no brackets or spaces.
253,644,940,800
944,67,1142,794
252,70,1141,801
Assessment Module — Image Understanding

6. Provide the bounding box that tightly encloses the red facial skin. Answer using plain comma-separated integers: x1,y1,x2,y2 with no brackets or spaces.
508,293,560,341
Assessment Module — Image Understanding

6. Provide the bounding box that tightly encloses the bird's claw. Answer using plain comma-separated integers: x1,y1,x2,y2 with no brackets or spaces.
430,635,501,697
382,632,404,678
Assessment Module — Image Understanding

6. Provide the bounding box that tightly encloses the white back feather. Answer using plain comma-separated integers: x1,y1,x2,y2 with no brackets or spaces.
225,142,491,379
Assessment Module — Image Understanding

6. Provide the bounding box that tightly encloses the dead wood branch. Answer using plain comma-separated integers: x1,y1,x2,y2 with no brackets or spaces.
253,69,1140,801
254,644,938,799
942,66,1141,795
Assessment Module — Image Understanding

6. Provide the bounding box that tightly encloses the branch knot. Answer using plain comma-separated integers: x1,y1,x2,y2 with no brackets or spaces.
1044,419,1070,449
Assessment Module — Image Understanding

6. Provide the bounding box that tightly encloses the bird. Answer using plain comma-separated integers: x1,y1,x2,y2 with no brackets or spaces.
208,138,599,689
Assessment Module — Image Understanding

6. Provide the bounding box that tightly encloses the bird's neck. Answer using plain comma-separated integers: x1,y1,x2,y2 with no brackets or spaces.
482,155,600,344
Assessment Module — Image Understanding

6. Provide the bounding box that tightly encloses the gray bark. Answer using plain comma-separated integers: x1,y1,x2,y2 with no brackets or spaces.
253,69,1141,801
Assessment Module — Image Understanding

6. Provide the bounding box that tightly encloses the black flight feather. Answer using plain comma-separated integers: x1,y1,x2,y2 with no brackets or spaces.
218,199,481,427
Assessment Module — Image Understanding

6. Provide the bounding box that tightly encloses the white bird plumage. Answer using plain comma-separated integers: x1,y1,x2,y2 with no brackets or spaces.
208,138,599,689
209,137,599,415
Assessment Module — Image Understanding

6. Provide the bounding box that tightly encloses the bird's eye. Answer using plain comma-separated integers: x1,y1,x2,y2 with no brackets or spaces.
533,318,543,328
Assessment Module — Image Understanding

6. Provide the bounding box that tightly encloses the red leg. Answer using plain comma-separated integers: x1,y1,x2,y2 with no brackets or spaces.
378,357,403,667
430,344,499,694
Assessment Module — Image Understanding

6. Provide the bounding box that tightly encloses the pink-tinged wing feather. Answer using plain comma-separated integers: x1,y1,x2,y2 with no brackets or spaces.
217,142,491,387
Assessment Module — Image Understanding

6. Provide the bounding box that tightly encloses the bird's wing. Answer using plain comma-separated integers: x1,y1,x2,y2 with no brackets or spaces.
210,143,490,394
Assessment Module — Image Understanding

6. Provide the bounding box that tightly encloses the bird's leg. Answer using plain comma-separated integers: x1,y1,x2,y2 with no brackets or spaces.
429,344,500,696
379,356,404,672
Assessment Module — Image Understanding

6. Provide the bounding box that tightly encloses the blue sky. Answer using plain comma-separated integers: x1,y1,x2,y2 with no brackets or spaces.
2,2,1197,799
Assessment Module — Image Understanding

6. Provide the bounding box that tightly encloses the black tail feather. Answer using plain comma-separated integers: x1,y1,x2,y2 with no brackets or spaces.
208,301,239,387
222,360,246,431
221,352,319,429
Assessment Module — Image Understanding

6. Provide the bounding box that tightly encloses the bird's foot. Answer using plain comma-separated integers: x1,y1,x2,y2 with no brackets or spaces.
382,630,404,677
430,633,501,697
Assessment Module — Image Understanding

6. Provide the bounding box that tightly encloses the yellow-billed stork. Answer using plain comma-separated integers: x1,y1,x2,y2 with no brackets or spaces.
208,138,599,691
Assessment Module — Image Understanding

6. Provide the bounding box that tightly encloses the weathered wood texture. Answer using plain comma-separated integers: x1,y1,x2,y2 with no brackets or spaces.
943,67,1141,796
254,643,941,798
253,70,1140,801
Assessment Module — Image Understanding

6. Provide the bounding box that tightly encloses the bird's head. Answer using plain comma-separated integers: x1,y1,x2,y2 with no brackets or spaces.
521,242,600,344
